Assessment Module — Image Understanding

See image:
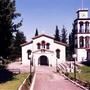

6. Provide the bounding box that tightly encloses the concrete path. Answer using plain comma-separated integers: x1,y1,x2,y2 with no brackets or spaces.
33,66,83,90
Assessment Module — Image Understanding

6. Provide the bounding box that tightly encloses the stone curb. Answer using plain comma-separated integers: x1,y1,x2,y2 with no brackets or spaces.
18,74,30,90
61,73,88,90
30,73,36,90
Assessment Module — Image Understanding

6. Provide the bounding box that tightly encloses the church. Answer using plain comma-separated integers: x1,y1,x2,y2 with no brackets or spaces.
21,4,90,65
21,34,67,66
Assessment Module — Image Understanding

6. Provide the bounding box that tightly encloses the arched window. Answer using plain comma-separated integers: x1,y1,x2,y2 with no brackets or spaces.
79,22,84,33
27,50,32,59
46,43,50,49
42,41,45,49
85,36,90,48
79,36,84,48
37,43,41,49
56,49,60,59
85,22,89,33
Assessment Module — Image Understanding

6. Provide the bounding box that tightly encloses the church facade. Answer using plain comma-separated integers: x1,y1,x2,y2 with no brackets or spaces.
21,34,67,66
74,9,90,62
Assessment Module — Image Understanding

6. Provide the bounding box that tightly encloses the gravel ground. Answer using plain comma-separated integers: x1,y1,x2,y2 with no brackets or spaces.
7,62,30,73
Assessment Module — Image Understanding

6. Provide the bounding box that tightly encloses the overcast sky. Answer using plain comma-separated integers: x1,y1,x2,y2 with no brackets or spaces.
16,0,90,41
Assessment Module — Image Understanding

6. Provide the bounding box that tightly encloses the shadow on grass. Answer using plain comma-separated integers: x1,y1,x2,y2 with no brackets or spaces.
81,61,90,66
0,66,13,83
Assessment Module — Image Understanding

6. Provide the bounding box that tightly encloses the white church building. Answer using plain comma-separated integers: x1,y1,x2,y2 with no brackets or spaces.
74,8,90,62
21,34,67,66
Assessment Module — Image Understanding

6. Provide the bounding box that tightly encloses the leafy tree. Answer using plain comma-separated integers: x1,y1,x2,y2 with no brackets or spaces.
61,26,67,43
54,25,60,41
0,0,22,58
35,28,38,36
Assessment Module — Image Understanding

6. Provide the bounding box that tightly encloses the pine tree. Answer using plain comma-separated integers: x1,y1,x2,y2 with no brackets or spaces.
10,31,26,59
35,28,38,36
61,26,67,43
0,0,22,58
54,25,60,41
68,26,76,57
14,31,26,57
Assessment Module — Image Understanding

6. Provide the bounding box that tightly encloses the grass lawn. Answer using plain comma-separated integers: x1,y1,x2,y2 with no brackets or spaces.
0,73,29,90
78,66,90,81
69,65,90,82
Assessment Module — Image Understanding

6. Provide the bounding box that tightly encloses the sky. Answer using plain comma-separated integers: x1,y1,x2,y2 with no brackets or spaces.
16,0,90,41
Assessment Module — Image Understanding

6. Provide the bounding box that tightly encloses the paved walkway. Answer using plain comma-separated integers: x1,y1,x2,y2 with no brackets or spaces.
33,66,83,90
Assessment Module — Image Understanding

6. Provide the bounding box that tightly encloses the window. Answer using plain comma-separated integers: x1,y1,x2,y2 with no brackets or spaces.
79,22,84,33
46,43,50,49
85,36,90,48
42,41,45,49
27,50,32,59
79,36,84,48
85,22,89,33
27,50,32,55
56,49,60,59
37,43,40,49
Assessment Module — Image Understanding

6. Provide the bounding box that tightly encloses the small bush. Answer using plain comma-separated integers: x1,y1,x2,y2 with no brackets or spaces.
64,72,69,77
0,69,13,83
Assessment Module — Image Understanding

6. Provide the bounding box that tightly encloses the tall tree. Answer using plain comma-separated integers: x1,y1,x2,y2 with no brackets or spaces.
10,31,26,59
61,26,67,43
54,25,60,41
35,28,38,36
14,31,26,57
68,25,76,57
0,0,22,58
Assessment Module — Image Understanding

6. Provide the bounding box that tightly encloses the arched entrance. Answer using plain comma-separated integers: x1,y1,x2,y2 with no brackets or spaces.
39,55,49,66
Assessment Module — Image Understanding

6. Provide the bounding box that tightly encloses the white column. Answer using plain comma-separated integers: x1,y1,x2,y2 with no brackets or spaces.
83,23,85,33
89,23,90,32
77,22,80,33
77,36,80,48
89,37,90,48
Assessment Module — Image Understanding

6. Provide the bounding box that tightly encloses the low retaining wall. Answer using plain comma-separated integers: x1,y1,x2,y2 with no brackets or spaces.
18,74,30,90
30,73,36,90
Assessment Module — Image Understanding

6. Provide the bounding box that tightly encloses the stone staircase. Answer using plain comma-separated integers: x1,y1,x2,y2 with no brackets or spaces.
58,62,80,73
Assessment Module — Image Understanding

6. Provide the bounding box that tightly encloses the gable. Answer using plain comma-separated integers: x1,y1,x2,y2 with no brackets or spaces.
32,34,54,40
32,34,67,46
33,35,53,45
21,34,67,47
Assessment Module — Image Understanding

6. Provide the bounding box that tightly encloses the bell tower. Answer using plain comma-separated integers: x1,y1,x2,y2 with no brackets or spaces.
73,8,90,62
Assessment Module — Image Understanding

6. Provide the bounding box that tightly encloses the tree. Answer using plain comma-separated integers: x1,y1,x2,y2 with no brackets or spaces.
54,25,60,41
35,28,38,36
61,26,67,43
68,25,76,58
14,31,26,57
10,31,26,59
0,0,22,58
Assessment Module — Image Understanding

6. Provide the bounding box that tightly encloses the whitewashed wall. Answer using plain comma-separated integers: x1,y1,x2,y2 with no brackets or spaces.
21,35,66,66
22,43,32,65
76,49,87,62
